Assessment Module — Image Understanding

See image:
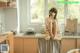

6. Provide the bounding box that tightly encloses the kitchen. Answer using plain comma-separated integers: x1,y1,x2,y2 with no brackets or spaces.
0,0,80,53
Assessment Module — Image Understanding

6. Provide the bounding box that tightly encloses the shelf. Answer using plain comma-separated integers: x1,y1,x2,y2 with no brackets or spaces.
0,0,8,2
0,0,16,8
0,1,7,8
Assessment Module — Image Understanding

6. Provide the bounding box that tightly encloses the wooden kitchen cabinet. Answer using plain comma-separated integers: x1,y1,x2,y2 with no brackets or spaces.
77,39,80,48
24,38,38,53
0,0,16,8
14,37,38,53
14,38,23,53
0,1,7,8
0,0,8,2
60,38,76,53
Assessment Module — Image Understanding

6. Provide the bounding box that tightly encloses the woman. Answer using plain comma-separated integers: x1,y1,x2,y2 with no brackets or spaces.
38,7,60,53
45,7,60,53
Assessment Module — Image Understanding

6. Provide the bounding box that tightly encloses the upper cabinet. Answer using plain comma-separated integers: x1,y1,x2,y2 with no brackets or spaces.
0,0,16,8
8,0,16,8
0,0,8,2
0,1,7,8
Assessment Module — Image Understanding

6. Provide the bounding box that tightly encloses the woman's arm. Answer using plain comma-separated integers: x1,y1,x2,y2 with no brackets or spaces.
45,18,50,40
45,18,50,35
50,20,56,38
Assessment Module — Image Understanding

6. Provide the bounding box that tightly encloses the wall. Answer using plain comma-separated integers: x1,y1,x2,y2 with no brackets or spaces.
17,0,30,32
0,8,5,33
4,8,17,32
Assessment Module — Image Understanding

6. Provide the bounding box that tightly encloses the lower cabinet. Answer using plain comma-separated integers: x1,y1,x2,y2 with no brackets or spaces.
24,38,38,53
14,37,80,53
14,38,23,53
0,2,7,8
14,37,38,53
60,38,76,53
77,39,80,48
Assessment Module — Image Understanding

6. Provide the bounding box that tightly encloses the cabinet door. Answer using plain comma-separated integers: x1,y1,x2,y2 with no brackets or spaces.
24,38,38,53
14,38,23,53
0,2,7,7
77,39,80,48
60,38,76,53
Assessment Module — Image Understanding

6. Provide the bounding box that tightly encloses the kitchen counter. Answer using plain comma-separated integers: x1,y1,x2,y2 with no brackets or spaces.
14,33,80,39
14,33,62,40
15,33,46,38
61,33,80,38
1,32,80,40
62,36,80,38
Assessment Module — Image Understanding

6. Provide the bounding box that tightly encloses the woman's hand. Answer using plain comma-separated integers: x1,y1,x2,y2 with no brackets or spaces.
51,34,55,39
54,34,62,40
44,34,50,40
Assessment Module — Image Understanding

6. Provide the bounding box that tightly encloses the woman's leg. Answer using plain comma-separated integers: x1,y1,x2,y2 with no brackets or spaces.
38,38,61,53
38,38,46,53
53,40,60,53
50,39,53,53
46,40,50,53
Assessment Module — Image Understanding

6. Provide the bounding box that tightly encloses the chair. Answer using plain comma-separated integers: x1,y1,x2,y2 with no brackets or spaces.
0,32,14,53
67,49,80,53
6,32,14,53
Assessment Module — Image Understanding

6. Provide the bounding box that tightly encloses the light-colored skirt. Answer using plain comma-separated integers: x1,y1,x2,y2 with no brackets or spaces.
38,38,60,53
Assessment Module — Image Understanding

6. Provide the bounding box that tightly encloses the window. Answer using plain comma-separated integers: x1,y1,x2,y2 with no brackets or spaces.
48,0,65,33
29,0,65,33
30,0,65,23
67,0,80,22
30,0,45,23
48,0,65,20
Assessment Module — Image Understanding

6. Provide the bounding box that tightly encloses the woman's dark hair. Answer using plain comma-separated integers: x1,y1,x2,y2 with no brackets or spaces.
49,8,57,19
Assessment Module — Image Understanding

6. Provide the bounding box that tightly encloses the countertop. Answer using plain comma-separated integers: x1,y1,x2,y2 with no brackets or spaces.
62,36,80,38
14,33,80,39
15,33,46,38
61,33,80,38
1,33,80,40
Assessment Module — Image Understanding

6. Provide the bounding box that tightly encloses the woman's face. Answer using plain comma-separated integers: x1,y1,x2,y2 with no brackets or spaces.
51,12,55,17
